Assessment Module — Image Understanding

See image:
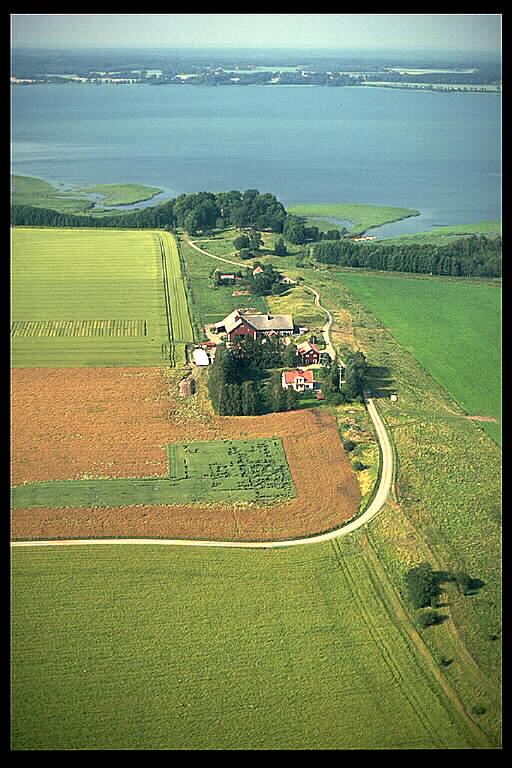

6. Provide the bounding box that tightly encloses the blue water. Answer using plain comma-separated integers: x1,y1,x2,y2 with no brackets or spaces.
10,83,501,235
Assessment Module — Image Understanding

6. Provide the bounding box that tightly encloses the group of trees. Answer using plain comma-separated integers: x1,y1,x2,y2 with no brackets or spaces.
251,263,284,296
405,561,486,629
313,234,502,278
207,337,300,416
283,214,347,245
321,348,367,404
233,230,288,260
150,70,365,88
207,344,259,416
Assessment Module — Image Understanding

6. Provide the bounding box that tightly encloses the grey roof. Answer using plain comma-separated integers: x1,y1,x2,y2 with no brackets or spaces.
242,313,294,332
216,309,294,334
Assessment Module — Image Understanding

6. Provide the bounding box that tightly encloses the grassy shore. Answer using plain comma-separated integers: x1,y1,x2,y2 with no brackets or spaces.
286,203,420,235
11,174,163,213
77,183,162,207
377,220,501,246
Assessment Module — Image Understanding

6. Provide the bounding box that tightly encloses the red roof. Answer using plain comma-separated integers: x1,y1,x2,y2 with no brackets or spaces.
282,369,315,385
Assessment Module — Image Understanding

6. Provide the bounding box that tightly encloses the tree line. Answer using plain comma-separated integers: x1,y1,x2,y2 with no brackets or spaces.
11,188,288,236
313,234,502,278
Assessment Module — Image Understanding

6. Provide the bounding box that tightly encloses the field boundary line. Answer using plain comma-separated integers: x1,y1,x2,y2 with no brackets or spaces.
156,232,174,361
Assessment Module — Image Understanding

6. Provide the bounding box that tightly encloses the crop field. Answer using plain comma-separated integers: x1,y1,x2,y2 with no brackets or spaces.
334,272,501,444
11,366,359,541
11,437,295,509
11,538,491,750
10,228,193,367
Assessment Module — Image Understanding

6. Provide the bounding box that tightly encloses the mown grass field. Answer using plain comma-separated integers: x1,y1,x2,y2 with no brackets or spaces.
10,228,193,367
378,220,501,246
11,539,491,751
333,272,501,444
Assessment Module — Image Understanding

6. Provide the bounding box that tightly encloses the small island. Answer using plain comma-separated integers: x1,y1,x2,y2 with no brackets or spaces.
11,174,163,213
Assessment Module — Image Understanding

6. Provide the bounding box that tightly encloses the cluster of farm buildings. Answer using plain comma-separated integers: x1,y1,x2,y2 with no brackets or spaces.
192,307,332,394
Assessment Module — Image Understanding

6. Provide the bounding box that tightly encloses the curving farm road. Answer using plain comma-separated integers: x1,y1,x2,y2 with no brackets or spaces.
11,393,392,549
11,237,394,549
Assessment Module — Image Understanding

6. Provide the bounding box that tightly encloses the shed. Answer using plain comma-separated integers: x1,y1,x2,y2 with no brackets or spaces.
192,348,210,366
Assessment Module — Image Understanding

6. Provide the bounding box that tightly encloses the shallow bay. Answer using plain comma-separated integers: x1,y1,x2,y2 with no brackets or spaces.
11,83,501,233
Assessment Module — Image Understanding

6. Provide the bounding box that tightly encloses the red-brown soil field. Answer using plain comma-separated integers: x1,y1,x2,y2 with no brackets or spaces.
11,367,360,541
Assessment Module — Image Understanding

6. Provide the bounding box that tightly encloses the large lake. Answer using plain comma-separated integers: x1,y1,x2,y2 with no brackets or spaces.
10,83,501,236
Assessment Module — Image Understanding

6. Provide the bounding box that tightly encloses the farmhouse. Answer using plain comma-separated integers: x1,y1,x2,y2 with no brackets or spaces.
219,273,236,284
281,368,316,392
214,309,294,343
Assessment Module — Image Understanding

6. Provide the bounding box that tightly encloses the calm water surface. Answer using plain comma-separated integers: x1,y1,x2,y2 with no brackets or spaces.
10,84,501,234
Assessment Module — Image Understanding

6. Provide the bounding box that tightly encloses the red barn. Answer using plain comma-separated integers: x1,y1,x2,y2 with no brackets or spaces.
214,309,294,343
296,341,321,365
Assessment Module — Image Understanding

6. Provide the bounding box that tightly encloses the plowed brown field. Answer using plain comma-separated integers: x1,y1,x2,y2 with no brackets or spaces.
11,367,360,541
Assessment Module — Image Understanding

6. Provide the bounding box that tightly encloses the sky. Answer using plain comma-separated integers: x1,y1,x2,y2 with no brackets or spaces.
11,13,501,53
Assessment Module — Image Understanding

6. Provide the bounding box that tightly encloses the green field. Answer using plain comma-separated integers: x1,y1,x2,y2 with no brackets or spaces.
11,438,295,509
286,203,420,235
333,272,501,444
11,538,493,750
10,228,193,367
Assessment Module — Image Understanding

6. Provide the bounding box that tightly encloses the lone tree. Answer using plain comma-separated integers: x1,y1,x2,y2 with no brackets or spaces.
275,237,288,257
417,609,441,628
233,234,250,251
405,562,437,609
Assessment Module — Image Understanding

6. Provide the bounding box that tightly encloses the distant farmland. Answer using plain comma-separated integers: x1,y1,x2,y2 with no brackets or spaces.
10,228,194,367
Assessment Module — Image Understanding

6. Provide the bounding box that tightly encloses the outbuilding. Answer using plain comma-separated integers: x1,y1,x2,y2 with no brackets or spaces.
192,348,210,366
